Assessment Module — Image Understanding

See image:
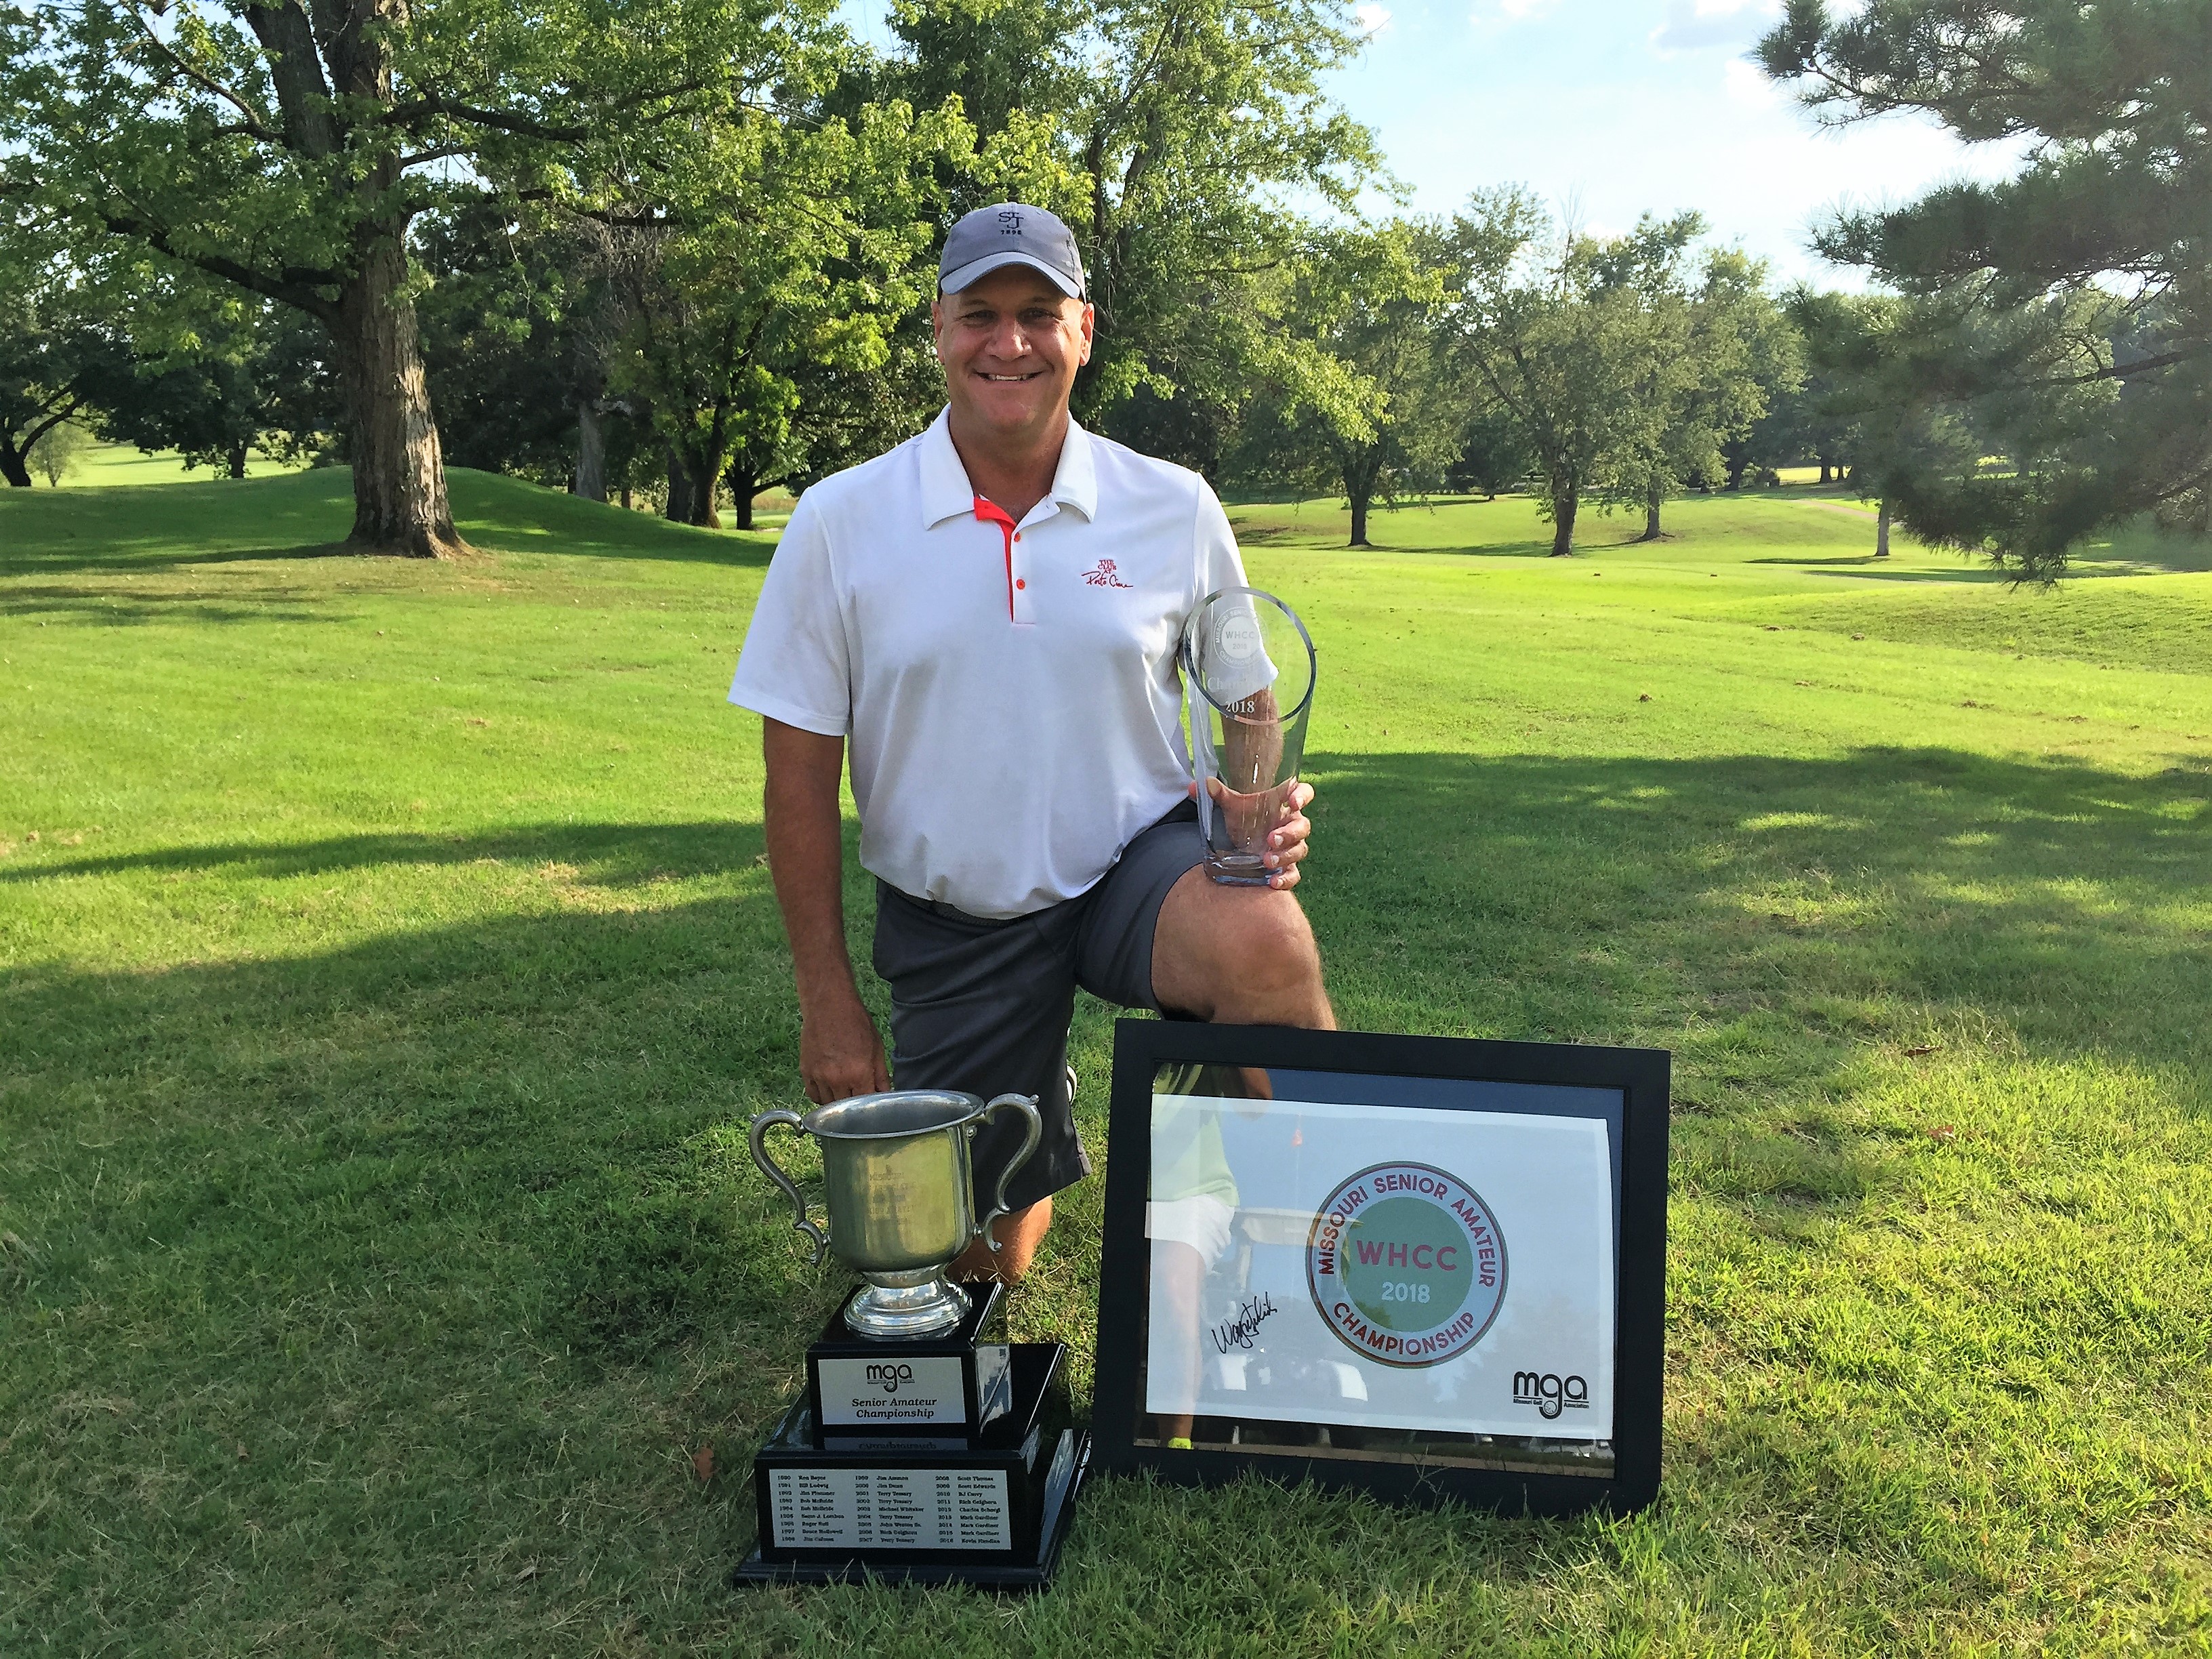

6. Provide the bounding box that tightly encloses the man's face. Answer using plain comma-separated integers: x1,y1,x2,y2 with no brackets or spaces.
933,266,1094,441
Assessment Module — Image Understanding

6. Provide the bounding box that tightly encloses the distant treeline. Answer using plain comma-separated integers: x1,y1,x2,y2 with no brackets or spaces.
3,0,2202,576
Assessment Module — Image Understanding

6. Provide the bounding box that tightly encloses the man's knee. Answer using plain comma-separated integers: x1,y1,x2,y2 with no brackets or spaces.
1216,895,1323,1004
1157,874,1330,1025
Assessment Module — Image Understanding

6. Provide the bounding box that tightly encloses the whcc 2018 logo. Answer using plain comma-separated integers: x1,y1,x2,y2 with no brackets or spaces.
1306,1162,1507,1368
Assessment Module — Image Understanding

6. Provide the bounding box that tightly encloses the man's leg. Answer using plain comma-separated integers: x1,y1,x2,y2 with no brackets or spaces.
871,882,1090,1287
1149,865,1335,1028
953,1195,1051,1282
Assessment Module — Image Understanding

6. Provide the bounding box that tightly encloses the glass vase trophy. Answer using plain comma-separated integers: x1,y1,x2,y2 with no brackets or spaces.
733,1089,1090,1589
1183,587,1317,883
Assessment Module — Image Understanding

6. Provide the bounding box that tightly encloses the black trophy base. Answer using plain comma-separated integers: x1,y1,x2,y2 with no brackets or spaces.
808,1282,1010,1439
735,1343,1088,1592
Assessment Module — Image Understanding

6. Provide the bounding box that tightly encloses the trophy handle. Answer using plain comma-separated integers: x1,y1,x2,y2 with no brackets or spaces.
747,1109,828,1267
973,1092,1044,1254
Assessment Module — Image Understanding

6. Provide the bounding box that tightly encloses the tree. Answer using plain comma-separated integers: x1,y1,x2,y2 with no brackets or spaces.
1761,0,2212,573
888,0,1384,435
1594,232,1801,539
1448,398,1536,499
583,95,960,529
415,207,595,491
85,281,337,477
1447,189,1669,556
1582,215,1702,541
1,0,820,554
1233,222,1462,547
0,239,124,488
28,418,91,485
1803,287,2063,559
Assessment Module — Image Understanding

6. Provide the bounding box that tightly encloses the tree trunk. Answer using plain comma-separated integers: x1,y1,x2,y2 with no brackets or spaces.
228,442,248,479
688,477,720,529
1876,499,1892,558
1550,482,1578,556
726,463,757,531
575,400,607,502
620,485,633,510
1639,477,1663,542
665,450,693,522
1345,453,1380,548
1817,457,1832,485
330,232,465,557
0,443,30,488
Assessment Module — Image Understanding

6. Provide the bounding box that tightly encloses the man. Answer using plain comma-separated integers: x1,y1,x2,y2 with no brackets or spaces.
728,201,1332,1284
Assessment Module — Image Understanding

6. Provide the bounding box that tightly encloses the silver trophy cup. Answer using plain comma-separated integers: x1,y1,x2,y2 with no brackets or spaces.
749,1090,1043,1339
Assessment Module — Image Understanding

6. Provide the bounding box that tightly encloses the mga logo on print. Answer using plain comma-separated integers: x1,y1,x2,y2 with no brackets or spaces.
864,1362,916,1395
1512,1370,1589,1419
1305,1162,1507,1368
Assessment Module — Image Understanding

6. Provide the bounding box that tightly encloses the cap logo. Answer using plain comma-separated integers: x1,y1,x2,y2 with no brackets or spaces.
998,210,1023,235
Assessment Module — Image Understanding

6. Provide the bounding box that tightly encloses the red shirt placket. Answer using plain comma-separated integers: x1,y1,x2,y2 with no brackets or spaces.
974,495,1023,622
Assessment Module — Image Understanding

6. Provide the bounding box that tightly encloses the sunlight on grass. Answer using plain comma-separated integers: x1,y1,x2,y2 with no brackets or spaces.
2,476,2209,1652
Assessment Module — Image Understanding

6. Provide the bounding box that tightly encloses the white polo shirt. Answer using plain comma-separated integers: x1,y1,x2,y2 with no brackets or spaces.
729,408,1249,919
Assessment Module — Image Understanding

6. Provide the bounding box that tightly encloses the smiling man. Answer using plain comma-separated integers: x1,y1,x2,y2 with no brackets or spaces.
728,202,1333,1284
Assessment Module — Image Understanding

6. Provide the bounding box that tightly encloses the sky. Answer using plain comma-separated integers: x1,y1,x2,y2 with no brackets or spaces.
843,0,2028,289
1324,0,2023,285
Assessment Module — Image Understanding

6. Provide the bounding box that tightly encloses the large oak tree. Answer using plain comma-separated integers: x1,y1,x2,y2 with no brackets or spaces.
1,0,819,554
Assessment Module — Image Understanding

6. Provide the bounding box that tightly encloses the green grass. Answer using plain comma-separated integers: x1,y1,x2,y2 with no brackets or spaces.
32,435,314,489
3,470,2210,1654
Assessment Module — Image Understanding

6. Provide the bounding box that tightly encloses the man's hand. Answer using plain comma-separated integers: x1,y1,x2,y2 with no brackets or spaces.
1205,776,1315,889
800,987,893,1105
763,717,895,1105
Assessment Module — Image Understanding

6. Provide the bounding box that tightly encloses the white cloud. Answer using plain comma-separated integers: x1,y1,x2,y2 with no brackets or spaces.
1473,0,1559,22
1355,2,1393,33
1650,0,1780,55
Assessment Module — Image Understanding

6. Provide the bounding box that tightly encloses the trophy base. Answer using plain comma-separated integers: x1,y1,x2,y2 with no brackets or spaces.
809,1283,1010,1437
1204,850,1273,886
738,1342,1088,1592
846,1268,969,1339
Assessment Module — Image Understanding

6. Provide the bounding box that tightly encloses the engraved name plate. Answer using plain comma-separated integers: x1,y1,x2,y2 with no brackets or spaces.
768,1467,1013,1551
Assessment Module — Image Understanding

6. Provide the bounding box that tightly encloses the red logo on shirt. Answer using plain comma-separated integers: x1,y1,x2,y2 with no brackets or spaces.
1082,558,1132,588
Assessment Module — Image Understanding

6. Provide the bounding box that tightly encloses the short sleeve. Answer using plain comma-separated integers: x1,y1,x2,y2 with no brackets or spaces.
1192,478,1250,607
728,492,851,736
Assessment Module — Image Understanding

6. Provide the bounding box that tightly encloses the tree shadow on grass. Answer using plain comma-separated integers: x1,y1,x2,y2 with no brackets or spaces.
3,749,2208,1642
1301,745,2210,1082
0,579,350,626
0,819,765,888
0,466,775,581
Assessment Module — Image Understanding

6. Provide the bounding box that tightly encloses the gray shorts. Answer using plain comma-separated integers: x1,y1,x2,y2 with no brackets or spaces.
870,800,1205,1212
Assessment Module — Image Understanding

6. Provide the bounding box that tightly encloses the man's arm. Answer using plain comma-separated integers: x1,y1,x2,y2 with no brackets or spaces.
762,716,892,1105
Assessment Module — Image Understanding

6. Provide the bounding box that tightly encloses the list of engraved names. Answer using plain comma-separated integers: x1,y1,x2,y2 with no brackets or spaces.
769,1468,1012,1551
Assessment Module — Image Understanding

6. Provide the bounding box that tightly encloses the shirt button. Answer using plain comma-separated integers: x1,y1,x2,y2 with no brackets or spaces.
1015,578,1027,590
1012,533,1021,542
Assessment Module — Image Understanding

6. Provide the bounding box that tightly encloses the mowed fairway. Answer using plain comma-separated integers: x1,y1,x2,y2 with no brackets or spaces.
3,470,2210,1654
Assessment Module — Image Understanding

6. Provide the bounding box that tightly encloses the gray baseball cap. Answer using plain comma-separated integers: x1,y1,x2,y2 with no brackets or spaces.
939,202,1087,300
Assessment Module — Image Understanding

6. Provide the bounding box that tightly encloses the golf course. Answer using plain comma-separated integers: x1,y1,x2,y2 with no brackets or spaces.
4,469,2209,1653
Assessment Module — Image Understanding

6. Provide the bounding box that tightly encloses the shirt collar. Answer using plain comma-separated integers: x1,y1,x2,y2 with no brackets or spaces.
917,407,1100,529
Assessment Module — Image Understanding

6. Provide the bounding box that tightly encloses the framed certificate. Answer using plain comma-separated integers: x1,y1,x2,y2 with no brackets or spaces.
1090,1021,1668,1515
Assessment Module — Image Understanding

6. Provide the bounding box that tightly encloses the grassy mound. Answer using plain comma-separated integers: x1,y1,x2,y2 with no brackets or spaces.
3,472,2209,1652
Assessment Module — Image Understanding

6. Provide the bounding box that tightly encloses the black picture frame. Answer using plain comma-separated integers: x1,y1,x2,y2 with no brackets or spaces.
1092,1020,1668,1517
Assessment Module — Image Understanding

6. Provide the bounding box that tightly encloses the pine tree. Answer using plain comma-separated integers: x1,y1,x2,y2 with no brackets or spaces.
1761,0,2212,573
